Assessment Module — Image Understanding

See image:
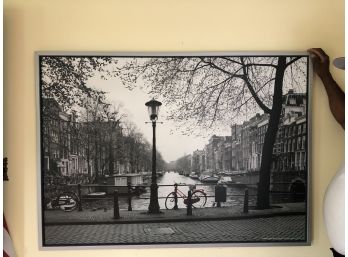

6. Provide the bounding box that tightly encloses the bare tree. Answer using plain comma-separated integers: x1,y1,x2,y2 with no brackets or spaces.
118,56,307,209
78,96,126,178
122,121,166,173
41,56,118,110
100,103,126,175
175,154,192,174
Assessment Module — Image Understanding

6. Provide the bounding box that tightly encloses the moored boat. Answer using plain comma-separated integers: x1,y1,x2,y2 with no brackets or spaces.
189,172,199,179
218,176,234,185
84,192,107,201
106,173,146,195
200,175,219,183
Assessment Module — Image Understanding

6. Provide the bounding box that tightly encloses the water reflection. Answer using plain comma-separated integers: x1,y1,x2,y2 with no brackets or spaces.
118,171,249,211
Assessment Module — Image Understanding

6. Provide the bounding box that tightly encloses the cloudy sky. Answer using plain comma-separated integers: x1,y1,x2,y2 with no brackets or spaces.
83,56,307,163
87,75,231,163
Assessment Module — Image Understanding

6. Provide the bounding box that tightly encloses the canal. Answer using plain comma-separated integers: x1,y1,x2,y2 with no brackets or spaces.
116,171,251,211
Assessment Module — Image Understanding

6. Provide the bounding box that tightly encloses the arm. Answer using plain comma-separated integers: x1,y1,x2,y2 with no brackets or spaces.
308,48,345,129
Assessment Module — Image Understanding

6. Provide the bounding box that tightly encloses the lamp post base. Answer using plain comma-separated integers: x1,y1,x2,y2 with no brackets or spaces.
148,183,161,214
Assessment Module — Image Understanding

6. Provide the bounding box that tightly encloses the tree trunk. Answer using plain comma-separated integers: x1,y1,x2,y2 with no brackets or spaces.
86,126,91,178
256,56,287,209
108,141,114,175
94,133,98,179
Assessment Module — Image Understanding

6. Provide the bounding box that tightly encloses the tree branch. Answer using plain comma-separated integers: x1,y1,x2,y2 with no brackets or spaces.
240,57,272,114
219,57,243,65
210,77,233,127
199,57,244,79
232,77,275,112
286,57,302,67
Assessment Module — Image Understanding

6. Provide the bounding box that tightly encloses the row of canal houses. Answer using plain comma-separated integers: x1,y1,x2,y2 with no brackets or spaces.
42,98,153,185
189,90,307,176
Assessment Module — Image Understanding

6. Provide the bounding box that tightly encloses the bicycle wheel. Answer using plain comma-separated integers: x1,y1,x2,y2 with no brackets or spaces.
165,192,177,210
191,191,207,208
57,191,79,212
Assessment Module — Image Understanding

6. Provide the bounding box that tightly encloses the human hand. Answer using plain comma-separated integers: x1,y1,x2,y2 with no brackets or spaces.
308,48,345,129
308,48,331,79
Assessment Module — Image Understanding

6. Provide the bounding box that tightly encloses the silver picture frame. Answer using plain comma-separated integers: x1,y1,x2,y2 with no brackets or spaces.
35,51,313,250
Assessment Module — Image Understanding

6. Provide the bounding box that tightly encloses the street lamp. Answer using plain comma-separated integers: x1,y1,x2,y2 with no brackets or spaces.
145,98,162,213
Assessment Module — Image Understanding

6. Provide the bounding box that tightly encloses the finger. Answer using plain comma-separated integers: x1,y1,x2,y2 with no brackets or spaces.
312,48,329,61
308,51,320,63
308,48,329,63
308,49,321,63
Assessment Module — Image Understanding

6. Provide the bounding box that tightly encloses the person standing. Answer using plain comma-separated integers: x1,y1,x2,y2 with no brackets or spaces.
308,48,345,257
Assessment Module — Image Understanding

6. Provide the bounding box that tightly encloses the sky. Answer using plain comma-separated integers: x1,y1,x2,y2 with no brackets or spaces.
82,56,307,163
87,75,231,163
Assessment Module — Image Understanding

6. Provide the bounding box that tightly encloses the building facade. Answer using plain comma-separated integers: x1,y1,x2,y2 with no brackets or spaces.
192,90,307,175
42,98,130,182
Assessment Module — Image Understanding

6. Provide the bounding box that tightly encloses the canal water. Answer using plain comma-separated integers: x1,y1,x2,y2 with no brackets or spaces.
116,171,251,211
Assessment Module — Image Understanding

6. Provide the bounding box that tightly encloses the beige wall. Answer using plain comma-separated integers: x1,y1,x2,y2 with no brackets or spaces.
3,0,344,256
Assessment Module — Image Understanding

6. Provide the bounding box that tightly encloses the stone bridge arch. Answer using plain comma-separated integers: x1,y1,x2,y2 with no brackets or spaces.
271,171,306,203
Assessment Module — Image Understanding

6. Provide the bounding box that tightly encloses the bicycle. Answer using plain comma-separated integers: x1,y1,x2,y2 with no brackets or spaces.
165,183,207,209
45,183,80,212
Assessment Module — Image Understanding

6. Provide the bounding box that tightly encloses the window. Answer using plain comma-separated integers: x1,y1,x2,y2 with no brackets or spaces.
292,139,296,151
291,155,294,168
44,157,49,170
286,158,289,169
302,136,306,149
297,137,301,150
71,157,78,170
295,152,298,169
54,149,59,159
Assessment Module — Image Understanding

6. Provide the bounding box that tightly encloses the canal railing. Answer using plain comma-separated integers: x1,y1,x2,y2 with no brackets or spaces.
45,182,305,218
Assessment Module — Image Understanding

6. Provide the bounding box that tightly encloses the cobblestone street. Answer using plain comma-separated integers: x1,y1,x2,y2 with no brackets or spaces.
44,214,306,246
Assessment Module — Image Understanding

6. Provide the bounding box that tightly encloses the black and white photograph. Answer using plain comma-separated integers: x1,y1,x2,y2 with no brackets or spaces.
38,53,310,247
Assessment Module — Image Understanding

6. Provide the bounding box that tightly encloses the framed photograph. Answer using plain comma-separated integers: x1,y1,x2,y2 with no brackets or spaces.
37,52,311,248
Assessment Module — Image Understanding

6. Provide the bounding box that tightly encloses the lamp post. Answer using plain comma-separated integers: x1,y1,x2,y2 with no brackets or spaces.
145,98,162,213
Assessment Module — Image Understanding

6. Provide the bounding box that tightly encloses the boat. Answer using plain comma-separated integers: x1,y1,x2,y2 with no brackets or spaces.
106,173,146,195
218,176,234,185
84,192,107,201
86,192,106,198
189,172,199,179
200,175,219,183
199,170,219,183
